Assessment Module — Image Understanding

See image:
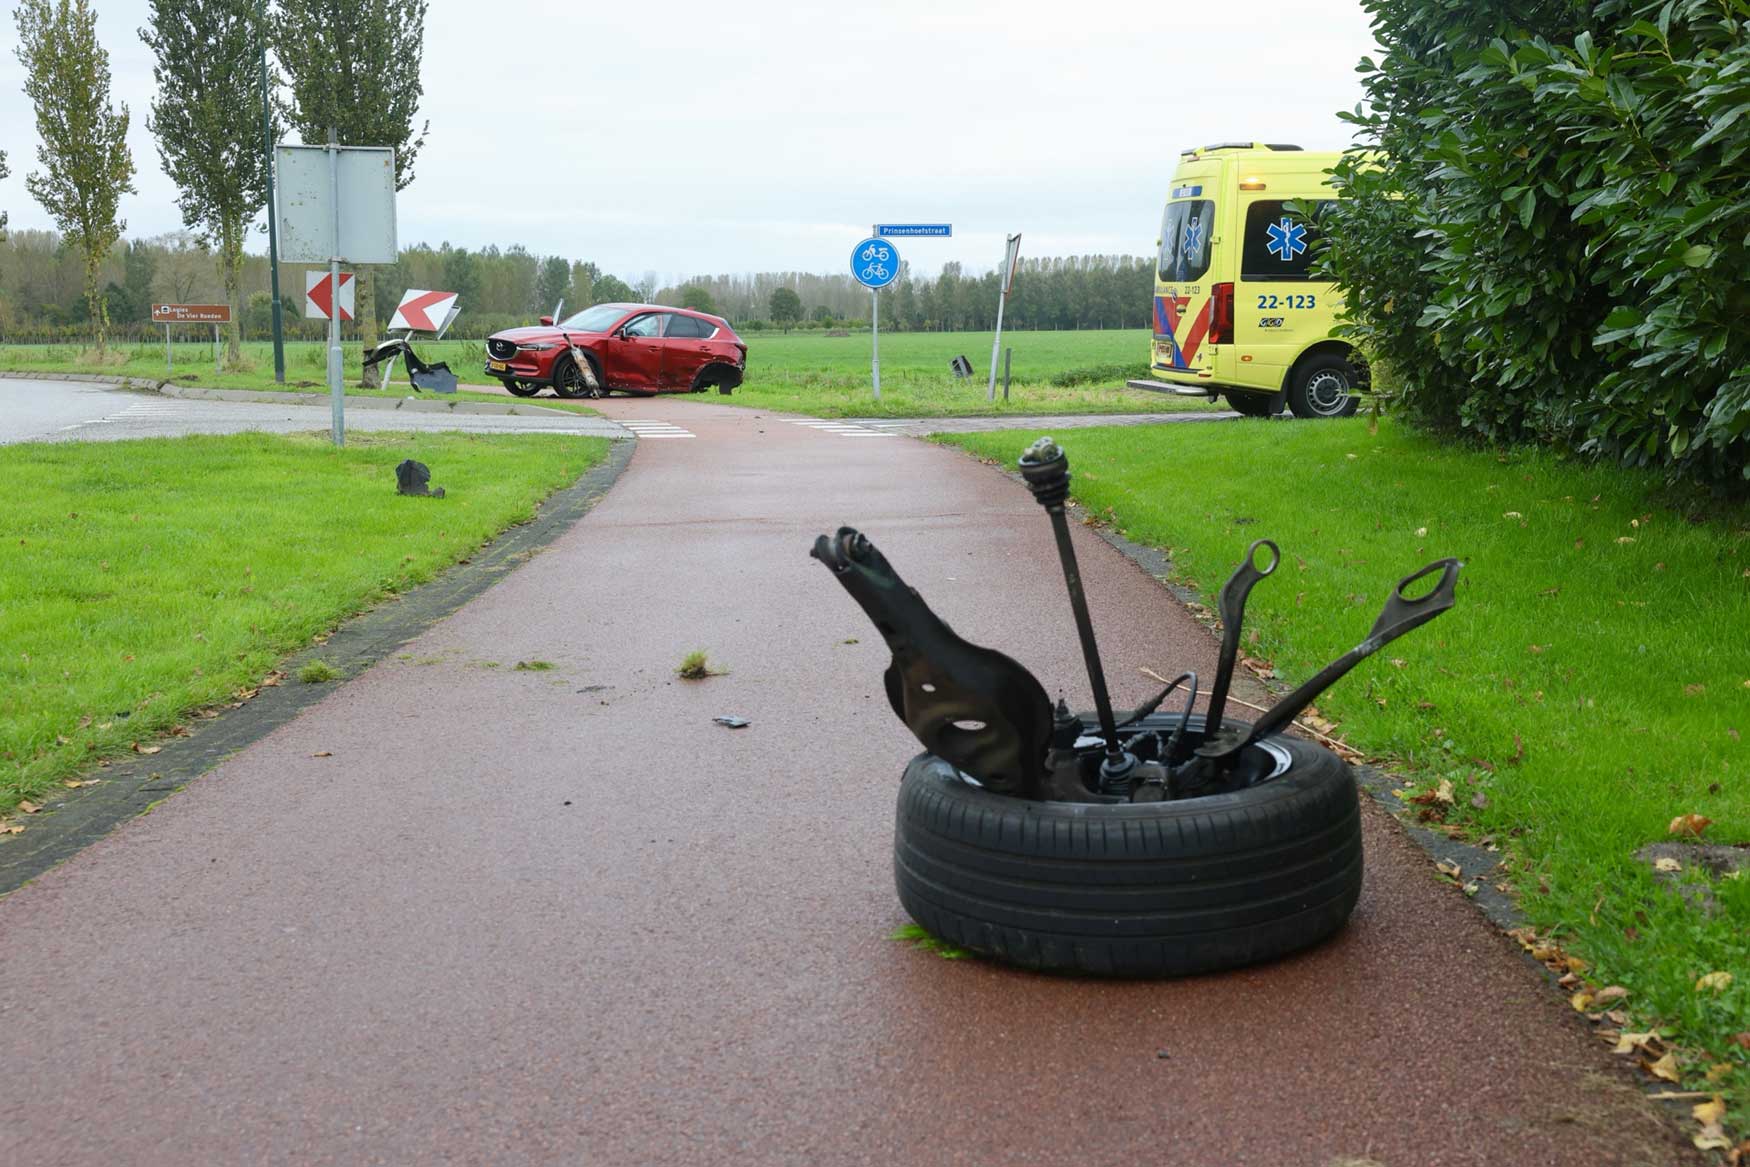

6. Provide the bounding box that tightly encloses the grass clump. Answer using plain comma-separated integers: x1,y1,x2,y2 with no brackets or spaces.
940,417,1750,1116
297,659,341,684
513,659,555,672
0,430,611,814
890,923,973,960
675,650,723,680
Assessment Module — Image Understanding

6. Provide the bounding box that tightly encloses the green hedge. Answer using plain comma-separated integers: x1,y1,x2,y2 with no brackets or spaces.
1323,0,1749,486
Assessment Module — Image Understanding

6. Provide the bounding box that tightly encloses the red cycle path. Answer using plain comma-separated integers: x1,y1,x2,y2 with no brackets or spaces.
0,399,1694,1166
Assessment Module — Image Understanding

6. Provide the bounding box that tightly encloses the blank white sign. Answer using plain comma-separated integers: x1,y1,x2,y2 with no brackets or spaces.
275,144,397,265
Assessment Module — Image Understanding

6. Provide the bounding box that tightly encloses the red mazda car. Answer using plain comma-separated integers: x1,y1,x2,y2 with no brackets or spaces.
484,303,746,398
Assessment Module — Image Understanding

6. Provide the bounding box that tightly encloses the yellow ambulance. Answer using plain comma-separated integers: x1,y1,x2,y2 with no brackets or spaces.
1133,142,1365,418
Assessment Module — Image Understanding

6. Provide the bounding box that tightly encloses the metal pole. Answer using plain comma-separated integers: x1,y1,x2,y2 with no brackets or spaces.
213,324,220,374
326,129,344,446
871,287,881,401
259,0,284,383
1003,346,1012,401
986,284,1008,401
164,324,171,374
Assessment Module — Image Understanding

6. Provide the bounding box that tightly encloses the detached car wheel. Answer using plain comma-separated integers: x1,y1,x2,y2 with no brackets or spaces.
894,714,1363,977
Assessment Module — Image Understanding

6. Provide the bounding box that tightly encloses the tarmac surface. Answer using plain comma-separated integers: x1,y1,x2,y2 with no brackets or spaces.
0,376,626,444
0,396,1696,1166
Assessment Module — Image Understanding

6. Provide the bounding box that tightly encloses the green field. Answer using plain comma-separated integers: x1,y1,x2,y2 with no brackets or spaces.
0,430,610,818
942,418,1750,1120
0,328,1210,418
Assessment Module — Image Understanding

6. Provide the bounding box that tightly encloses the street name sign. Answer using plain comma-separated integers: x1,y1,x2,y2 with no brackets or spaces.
152,303,231,324
305,270,355,321
875,224,951,237
851,237,901,289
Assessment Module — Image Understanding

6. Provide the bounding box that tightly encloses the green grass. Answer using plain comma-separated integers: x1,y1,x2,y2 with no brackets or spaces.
675,649,722,680
0,430,610,816
711,328,1217,418
940,418,1750,1118
889,923,973,960
0,339,600,415
297,659,342,684
0,330,1216,419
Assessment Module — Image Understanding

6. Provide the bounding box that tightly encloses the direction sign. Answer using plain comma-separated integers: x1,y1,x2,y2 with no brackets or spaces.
851,237,900,289
388,289,459,333
305,270,355,321
874,223,951,238
151,303,231,324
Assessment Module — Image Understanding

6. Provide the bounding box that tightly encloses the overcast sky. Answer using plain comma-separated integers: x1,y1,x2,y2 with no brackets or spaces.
0,0,1380,283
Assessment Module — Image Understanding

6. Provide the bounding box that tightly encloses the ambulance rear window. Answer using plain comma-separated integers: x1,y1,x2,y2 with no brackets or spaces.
1240,200,1334,280
1158,199,1215,283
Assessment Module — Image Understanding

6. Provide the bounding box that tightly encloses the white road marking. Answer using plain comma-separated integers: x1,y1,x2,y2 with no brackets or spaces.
620,420,696,438
784,419,897,438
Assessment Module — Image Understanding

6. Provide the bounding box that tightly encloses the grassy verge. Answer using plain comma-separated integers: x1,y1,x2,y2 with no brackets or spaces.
940,418,1749,1124
1,430,610,817
1,331,1213,419
0,341,599,415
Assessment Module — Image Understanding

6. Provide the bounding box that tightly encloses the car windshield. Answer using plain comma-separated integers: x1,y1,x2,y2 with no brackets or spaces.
558,304,629,332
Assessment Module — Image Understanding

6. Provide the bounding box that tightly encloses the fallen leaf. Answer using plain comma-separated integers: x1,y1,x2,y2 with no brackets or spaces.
1706,1063,1733,1083
1646,1051,1682,1082
1593,985,1630,1004
18,800,40,814
1655,857,1683,873
1616,536,1636,544
1684,684,1706,697
1415,526,1428,537
1504,511,1523,519
0,821,22,835
1732,1033,1750,1051
1471,791,1490,809
1435,859,1463,879
1696,971,1733,993
62,779,94,789
1570,990,1594,1011
1434,779,1455,805
1613,1030,1661,1055
1695,1095,1731,1151
311,751,333,758
1669,814,1712,837
131,742,161,755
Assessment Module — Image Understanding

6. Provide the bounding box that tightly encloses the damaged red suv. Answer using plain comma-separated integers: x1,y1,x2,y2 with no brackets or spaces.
484,302,746,398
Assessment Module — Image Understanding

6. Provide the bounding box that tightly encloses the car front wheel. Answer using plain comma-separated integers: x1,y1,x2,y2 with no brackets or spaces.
552,355,603,399
503,380,540,398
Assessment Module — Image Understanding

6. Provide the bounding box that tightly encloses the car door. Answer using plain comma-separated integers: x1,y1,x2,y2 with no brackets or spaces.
611,312,665,390
1235,197,1332,390
660,313,715,391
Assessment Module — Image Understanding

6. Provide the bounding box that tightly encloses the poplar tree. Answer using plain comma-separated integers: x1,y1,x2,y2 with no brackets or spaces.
0,150,10,240
273,0,428,382
14,0,136,351
142,0,275,367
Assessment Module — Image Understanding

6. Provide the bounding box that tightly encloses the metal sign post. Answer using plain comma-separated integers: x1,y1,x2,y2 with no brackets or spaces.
988,233,1022,402
851,237,900,401
275,139,396,447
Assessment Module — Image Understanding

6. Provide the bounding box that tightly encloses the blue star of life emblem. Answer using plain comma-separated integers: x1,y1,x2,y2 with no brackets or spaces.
1266,216,1307,261
1182,216,1204,256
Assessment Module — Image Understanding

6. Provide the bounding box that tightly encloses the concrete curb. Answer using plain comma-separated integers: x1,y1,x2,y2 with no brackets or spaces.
0,438,636,896
0,369,577,417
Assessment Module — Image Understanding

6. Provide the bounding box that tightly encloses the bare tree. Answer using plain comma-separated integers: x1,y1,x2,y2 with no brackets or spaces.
14,0,137,350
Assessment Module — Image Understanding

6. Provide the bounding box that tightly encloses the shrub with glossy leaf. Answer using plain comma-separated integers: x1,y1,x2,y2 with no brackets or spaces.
1323,0,1749,486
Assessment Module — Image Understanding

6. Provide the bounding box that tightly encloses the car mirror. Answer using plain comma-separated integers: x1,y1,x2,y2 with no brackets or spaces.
539,315,553,326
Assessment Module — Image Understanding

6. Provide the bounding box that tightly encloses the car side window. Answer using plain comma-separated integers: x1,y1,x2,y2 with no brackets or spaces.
667,315,711,339
623,313,663,338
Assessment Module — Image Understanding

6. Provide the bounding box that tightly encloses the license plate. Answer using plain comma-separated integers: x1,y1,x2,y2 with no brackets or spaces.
488,359,507,372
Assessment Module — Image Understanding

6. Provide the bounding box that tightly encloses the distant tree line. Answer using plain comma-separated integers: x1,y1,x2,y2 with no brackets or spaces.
0,230,1156,341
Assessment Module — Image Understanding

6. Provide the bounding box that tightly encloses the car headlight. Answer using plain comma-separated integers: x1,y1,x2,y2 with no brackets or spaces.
516,342,556,352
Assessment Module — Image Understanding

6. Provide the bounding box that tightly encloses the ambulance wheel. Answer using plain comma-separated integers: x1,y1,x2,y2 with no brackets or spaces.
1288,354,1360,419
1225,391,1280,418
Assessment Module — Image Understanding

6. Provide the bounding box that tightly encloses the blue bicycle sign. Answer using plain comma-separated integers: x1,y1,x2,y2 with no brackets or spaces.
851,237,901,289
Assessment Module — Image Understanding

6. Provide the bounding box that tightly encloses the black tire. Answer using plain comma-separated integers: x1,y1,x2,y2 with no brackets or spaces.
893,714,1362,977
1287,353,1361,419
504,380,540,398
552,354,604,399
1225,390,1280,417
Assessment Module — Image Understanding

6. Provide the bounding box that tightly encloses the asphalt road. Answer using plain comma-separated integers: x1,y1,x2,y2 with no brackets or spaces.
0,377,627,444
0,395,1696,1165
